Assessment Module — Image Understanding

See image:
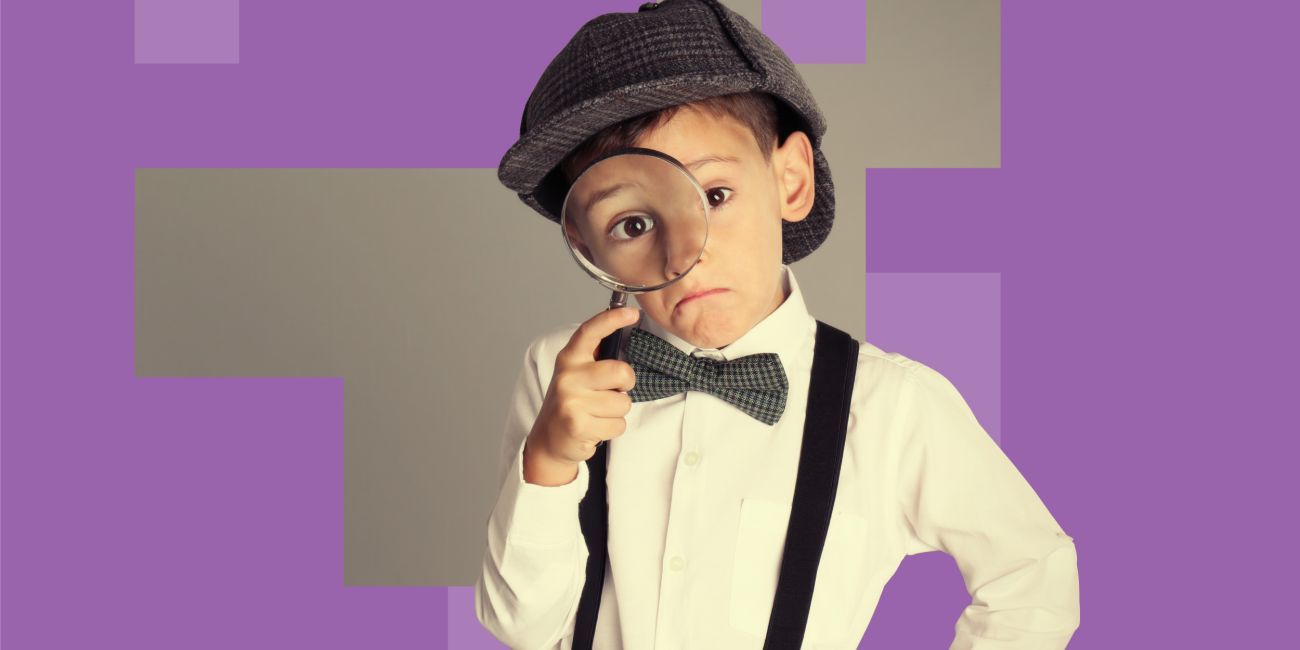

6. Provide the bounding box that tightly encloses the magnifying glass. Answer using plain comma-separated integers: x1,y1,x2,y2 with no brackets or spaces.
560,147,711,362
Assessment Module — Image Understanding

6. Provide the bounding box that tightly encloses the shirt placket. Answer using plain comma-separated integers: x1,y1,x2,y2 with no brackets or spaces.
653,347,723,649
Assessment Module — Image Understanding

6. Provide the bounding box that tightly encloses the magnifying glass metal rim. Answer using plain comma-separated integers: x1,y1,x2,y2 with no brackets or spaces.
558,146,711,294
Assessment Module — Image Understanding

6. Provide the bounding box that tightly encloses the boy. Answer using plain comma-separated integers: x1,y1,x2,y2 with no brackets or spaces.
477,1,1079,648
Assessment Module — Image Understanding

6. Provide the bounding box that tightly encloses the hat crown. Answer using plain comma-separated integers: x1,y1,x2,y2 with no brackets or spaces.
522,1,755,137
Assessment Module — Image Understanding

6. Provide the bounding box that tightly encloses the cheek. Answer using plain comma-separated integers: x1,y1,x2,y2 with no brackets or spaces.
635,293,672,318
721,210,782,259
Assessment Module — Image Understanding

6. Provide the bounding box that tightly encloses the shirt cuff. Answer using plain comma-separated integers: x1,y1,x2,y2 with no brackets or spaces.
506,438,590,547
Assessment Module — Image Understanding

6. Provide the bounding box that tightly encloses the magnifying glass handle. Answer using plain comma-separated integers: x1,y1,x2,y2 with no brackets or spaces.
597,290,630,361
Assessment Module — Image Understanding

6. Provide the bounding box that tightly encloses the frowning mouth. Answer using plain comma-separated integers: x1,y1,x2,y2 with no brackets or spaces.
675,288,728,310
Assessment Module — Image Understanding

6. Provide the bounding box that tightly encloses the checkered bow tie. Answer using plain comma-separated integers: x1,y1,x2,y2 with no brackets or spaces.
625,327,789,425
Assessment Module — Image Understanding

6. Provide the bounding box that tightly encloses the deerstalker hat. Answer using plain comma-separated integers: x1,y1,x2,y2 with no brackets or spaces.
497,0,835,264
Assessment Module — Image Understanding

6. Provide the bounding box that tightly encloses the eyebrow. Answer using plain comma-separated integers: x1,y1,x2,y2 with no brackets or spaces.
584,182,633,216
683,154,741,172
582,155,739,214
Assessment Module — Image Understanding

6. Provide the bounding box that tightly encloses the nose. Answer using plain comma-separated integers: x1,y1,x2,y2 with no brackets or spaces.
659,193,709,282
665,255,691,279
664,231,705,279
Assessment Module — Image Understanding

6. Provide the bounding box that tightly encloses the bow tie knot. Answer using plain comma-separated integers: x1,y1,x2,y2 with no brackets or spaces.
624,327,789,425
685,356,721,388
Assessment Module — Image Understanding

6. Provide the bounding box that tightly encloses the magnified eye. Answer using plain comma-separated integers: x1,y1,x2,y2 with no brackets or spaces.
706,187,734,208
609,214,656,241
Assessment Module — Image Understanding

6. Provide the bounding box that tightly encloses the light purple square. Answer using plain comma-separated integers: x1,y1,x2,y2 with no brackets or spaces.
135,0,239,64
763,0,865,63
448,586,507,648
866,272,1002,443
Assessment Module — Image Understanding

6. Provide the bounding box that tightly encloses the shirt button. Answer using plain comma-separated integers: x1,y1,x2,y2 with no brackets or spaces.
669,556,686,571
684,451,701,466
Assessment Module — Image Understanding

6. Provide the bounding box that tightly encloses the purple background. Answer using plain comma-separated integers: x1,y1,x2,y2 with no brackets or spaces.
4,1,1297,648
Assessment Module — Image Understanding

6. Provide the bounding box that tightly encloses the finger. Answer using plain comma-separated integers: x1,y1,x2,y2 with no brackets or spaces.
585,390,633,418
587,416,628,442
572,359,637,392
558,306,640,366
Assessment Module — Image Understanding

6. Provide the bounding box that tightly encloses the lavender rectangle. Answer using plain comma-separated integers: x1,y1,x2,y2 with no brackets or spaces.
134,0,239,64
763,0,865,63
867,272,1002,443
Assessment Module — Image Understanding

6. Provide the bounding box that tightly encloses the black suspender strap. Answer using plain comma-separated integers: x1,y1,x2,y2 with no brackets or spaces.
572,439,608,649
572,320,859,650
762,320,859,649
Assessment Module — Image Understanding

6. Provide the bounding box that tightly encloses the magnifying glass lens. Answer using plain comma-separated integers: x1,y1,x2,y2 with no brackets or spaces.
560,150,709,293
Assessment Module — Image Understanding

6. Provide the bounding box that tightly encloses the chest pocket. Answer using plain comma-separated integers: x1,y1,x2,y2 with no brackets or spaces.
729,497,869,647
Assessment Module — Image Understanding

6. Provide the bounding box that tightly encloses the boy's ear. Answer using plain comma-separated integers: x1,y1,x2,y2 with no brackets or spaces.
772,130,816,224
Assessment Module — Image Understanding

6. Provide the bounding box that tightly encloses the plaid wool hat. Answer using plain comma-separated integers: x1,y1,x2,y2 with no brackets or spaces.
497,0,836,264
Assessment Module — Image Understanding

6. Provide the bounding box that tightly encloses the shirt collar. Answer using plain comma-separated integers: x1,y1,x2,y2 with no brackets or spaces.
637,264,814,369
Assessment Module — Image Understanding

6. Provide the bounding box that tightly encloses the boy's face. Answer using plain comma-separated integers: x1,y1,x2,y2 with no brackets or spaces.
627,106,816,350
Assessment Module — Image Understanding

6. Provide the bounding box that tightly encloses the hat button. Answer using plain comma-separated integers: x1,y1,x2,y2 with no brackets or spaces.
639,2,660,11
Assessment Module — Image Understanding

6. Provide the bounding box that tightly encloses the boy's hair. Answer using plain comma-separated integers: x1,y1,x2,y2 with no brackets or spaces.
558,91,781,183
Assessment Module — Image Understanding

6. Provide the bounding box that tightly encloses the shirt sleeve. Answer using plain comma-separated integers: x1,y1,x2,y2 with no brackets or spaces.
896,361,1080,649
475,333,592,650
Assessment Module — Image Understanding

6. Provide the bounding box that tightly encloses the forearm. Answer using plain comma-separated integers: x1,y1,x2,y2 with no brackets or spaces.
949,538,1080,650
475,438,590,649
475,524,587,649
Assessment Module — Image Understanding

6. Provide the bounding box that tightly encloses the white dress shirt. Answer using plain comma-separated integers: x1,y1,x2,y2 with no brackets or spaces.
476,265,1079,649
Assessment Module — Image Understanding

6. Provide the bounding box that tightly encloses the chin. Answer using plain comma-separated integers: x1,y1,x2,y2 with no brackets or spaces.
673,312,744,349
